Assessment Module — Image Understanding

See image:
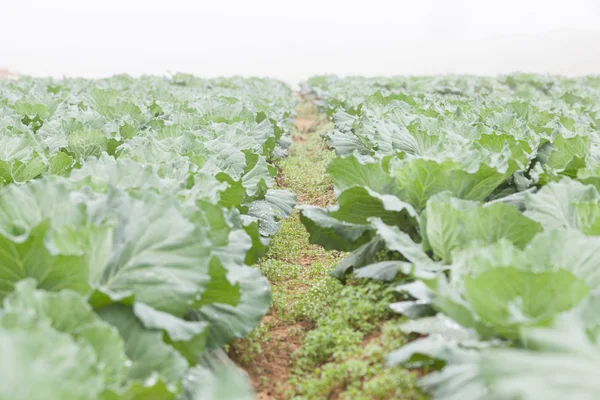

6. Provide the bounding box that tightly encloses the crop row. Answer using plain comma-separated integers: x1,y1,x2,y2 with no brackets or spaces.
0,75,296,399
301,74,600,400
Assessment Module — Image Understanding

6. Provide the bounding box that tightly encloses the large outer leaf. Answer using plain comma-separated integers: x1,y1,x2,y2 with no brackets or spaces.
326,155,400,196
524,178,599,230
452,229,600,288
392,157,514,210
94,191,214,316
0,222,88,300
99,380,177,400
97,304,189,383
329,186,418,226
69,153,179,194
182,352,255,400
3,280,129,388
432,230,600,339
371,218,438,270
330,237,385,279
133,303,208,364
425,193,542,263
299,206,373,251
191,264,271,348
244,190,295,237
0,325,103,400
481,301,600,400
464,267,589,339
536,134,589,183
0,178,85,241
191,206,272,347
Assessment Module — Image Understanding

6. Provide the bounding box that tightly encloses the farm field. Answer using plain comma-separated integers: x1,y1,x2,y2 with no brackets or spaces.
1,73,600,399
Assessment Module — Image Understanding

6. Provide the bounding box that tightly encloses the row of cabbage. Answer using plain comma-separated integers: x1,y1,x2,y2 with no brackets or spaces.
0,74,296,399
301,74,600,399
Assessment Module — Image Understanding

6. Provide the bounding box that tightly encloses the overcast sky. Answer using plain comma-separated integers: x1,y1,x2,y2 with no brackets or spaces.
1,0,599,82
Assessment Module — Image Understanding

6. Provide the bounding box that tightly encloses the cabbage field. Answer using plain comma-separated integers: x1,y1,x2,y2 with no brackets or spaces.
0,75,295,399
301,75,600,400
1,73,600,399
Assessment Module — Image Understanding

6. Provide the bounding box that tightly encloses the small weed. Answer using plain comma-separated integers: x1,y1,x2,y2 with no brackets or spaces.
261,259,303,283
279,114,336,206
266,212,315,262
289,281,426,399
229,319,273,366
291,282,399,373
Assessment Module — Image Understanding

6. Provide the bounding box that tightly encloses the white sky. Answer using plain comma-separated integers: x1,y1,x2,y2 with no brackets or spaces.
1,0,600,82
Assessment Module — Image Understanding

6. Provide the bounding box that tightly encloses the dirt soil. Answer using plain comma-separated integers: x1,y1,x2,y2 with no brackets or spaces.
245,316,313,399
293,117,314,134
233,97,328,399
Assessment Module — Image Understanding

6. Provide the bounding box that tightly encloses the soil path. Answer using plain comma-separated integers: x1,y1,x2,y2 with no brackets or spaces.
232,94,424,400
230,94,338,399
